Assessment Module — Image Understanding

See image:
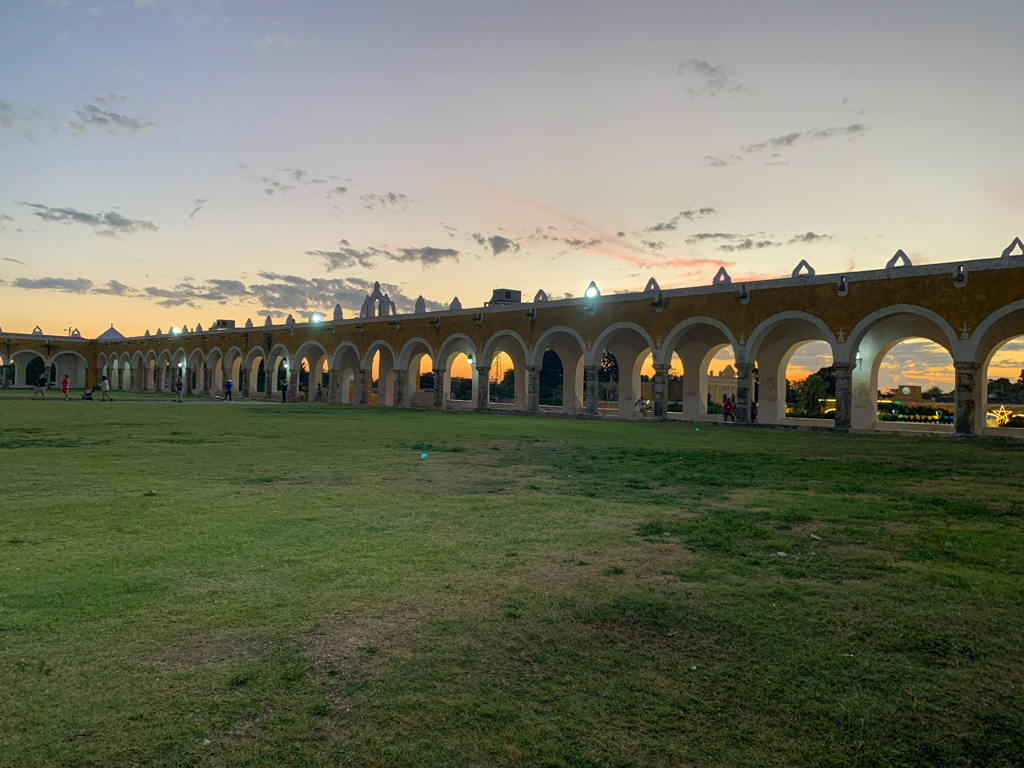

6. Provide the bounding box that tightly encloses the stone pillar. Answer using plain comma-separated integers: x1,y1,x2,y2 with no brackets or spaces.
286,369,298,402
219,368,229,397
734,363,752,424
476,366,491,411
328,368,341,404
432,368,446,408
584,364,598,416
394,369,408,407
833,363,852,430
354,368,368,405
526,366,540,412
954,361,980,436
652,364,669,420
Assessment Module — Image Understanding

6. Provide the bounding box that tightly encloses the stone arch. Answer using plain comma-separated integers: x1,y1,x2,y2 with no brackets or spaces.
156,349,173,392
221,345,245,397
745,311,839,425
143,350,158,391
660,317,741,420
530,325,587,414
266,344,292,399
966,300,1024,433
116,353,131,391
294,340,330,402
244,346,268,397
588,322,657,418
331,342,361,404
10,349,47,388
396,337,436,407
363,340,397,406
845,305,959,430
481,330,530,410
130,351,145,391
51,350,90,389
437,333,480,410
187,348,206,395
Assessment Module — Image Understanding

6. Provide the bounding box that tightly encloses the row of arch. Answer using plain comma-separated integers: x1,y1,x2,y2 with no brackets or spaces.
5,301,1022,434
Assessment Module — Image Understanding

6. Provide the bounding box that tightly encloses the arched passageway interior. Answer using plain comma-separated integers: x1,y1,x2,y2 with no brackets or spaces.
446,352,473,404
592,327,653,418
536,331,584,413
870,338,955,426
983,336,1024,428
370,348,396,406
782,341,835,420
662,322,736,420
850,312,955,430
482,335,527,410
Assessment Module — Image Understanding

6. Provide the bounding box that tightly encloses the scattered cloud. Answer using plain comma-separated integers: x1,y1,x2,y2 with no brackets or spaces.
562,237,603,250
259,176,294,195
677,59,754,97
92,279,137,296
11,276,94,293
641,240,667,251
472,233,520,256
21,202,158,237
189,198,210,219
684,232,747,244
645,207,716,232
310,239,458,270
69,97,154,137
360,192,411,211
3,257,26,265
0,99,45,141
704,155,742,167
707,124,868,168
616,231,626,237
788,232,833,244
388,246,460,266
717,239,780,252
328,185,348,197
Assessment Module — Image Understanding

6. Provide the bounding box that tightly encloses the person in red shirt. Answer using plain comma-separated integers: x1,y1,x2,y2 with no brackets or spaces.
723,396,735,422
61,375,70,401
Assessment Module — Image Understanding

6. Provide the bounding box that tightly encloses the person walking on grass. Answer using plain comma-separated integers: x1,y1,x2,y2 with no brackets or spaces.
175,376,184,402
224,377,233,402
100,375,113,402
33,373,47,400
61,375,70,401
723,396,735,422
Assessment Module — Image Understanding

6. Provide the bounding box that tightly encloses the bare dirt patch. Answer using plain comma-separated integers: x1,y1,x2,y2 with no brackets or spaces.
531,538,696,592
147,636,265,673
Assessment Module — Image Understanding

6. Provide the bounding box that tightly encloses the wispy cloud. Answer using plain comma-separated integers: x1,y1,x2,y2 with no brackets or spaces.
3,257,26,265
0,99,45,141
69,96,154,137
677,59,754,97
360,192,411,211
189,198,210,219
21,202,158,237
717,239,780,252
646,207,716,232
788,232,833,244
12,276,94,293
706,124,869,167
310,238,459,270
472,233,520,256
254,34,294,49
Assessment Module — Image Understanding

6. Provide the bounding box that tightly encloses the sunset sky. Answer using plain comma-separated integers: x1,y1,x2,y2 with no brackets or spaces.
2,0,1022,387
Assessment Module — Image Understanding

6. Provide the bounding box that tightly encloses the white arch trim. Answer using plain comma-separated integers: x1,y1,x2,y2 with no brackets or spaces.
745,311,839,362
585,322,656,366
482,329,530,365
332,341,361,368
529,325,588,367
360,339,397,369
294,339,330,364
657,316,741,366
437,333,481,366
843,304,960,365
965,299,1024,362
396,337,436,370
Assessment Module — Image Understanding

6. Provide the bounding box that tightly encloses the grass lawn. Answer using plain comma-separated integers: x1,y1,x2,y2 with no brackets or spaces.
1,398,1023,767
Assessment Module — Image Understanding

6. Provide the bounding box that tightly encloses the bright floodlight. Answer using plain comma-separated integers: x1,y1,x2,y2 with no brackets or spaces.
311,313,323,322
172,327,180,335
585,281,600,299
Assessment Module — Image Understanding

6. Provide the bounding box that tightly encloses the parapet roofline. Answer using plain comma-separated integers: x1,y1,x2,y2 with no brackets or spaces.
4,253,1020,343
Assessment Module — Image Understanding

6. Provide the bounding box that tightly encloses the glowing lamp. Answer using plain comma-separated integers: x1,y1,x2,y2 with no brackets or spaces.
311,313,323,323
585,281,600,299
172,327,180,335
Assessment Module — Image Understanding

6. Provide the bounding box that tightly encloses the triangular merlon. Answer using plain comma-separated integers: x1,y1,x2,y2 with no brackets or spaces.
1002,237,1024,258
644,277,660,293
792,259,815,277
712,266,731,285
886,249,913,268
